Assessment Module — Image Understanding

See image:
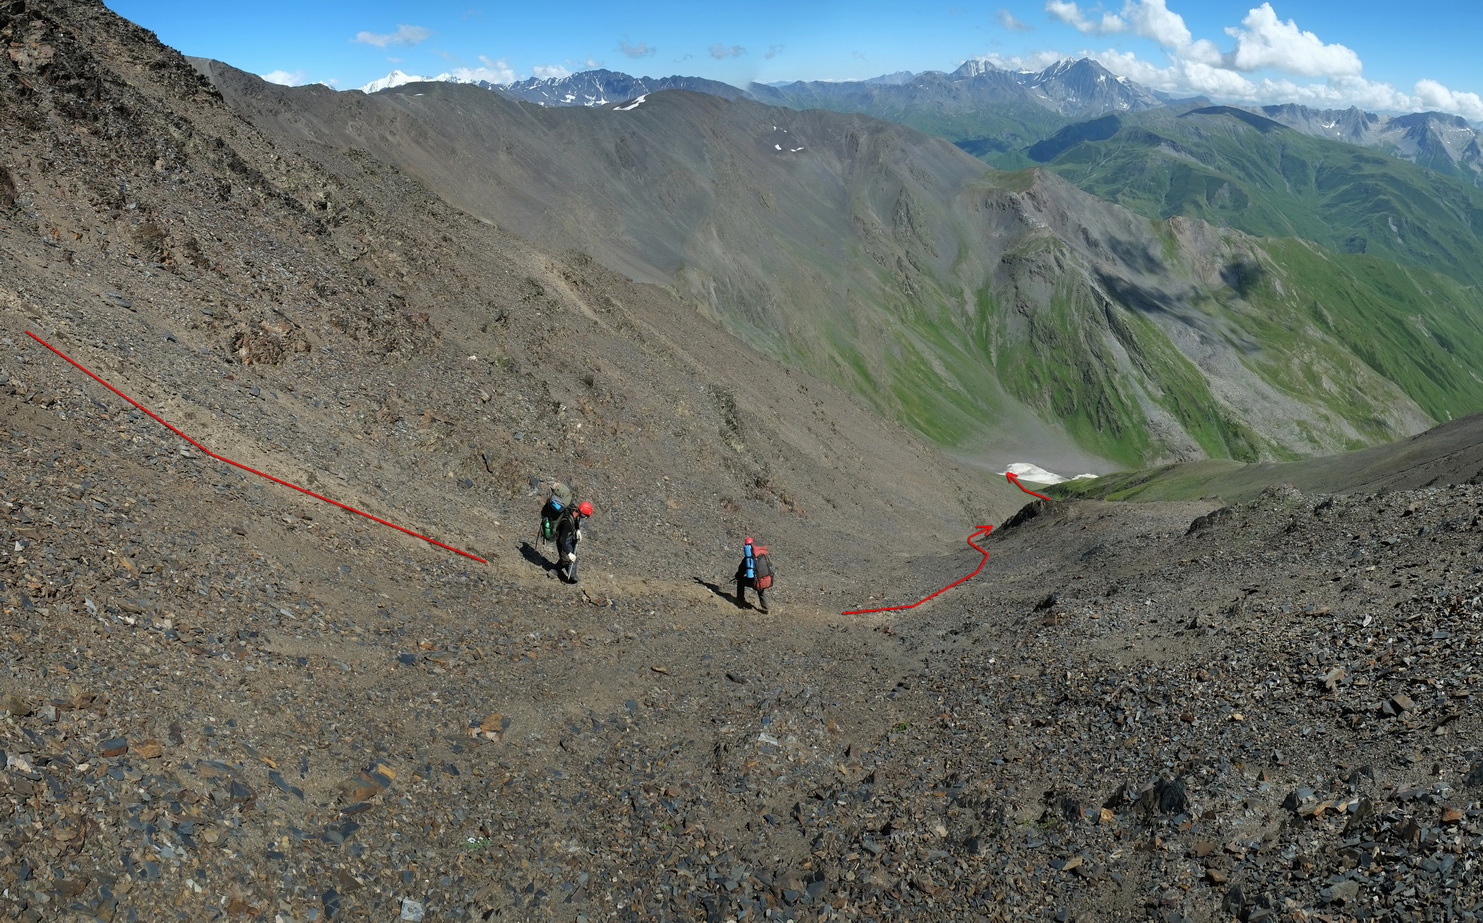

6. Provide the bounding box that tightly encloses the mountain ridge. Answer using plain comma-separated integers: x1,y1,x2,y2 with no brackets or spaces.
205,68,1483,471
1027,104,1483,288
6,5,1483,922
355,58,1483,181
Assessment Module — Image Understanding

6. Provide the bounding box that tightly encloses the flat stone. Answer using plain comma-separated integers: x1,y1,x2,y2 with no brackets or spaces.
475,713,510,741
337,761,396,804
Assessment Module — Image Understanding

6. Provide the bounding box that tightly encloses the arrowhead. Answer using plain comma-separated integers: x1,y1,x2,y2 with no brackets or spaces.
1006,471,1019,483
971,524,995,538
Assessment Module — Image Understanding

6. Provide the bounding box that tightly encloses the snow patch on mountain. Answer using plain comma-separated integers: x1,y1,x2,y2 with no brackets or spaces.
1004,462,1098,484
357,69,481,94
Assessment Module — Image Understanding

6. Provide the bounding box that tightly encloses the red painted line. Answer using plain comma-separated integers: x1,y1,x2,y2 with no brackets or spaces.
1007,470,1052,500
26,330,486,564
842,525,993,615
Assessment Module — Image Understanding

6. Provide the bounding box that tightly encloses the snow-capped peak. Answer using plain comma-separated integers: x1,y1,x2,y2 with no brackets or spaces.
358,70,428,94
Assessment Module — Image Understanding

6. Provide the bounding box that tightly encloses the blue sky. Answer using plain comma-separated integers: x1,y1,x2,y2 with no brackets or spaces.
104,0,1483,120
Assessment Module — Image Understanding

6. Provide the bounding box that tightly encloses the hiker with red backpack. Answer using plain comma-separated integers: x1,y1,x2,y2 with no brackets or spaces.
735,537,774,612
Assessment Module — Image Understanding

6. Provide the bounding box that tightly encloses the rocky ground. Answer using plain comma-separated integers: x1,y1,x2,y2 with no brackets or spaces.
6,368,1483,922
3,1,1483,921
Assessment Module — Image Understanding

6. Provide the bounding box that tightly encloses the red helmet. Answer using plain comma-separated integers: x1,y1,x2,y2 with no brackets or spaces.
578,501,594,516
745,536,754,545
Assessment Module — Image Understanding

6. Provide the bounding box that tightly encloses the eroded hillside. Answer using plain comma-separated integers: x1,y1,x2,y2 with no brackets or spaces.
3,2,1483,922
193,68,1483,470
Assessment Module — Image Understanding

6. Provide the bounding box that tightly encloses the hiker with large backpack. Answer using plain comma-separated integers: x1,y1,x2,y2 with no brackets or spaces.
554,500,593,584
539,482,572,549
735,537,774,612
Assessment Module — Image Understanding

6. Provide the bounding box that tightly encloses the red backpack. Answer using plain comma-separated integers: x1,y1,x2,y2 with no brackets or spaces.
753,550,774,589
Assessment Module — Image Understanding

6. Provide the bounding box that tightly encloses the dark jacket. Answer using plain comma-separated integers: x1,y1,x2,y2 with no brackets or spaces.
555,510,583,548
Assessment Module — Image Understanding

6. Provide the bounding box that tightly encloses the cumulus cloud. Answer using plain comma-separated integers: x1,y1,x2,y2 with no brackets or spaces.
532,64,572,80
353,24,431,49
977,49,1074,74
620,40,657,59
1048,0,1220,64
261,69,308,87
1048,1,1354,76
1046,0,1125,35
710,44,746,60
1413,79,1483,122
1224,3,1361,77
442,56,516,85
1026,1,1480,118
765,44,785,60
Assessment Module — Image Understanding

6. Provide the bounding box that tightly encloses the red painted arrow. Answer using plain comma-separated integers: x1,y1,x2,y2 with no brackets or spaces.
842,524,994,614
26,330,486,563
1006,470,1052,500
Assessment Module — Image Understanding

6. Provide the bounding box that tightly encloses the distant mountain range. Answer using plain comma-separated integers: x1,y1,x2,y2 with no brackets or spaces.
1257,104,1483,181
360,67,748,106
218,70,1483,467
359,58,1483,184
307,57,1483,467
742,58,1165,123
1024,104,1483,289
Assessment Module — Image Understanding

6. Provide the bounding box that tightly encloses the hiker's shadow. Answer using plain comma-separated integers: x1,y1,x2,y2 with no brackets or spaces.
519,541,557,573
695,577,745,608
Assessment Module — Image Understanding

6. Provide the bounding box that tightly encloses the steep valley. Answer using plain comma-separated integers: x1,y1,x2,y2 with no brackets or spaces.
2,2,1483,921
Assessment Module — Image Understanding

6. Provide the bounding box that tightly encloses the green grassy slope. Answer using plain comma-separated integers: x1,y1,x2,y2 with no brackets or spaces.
225,81,1483,470
1036,107,1483,289
782,167,1483,468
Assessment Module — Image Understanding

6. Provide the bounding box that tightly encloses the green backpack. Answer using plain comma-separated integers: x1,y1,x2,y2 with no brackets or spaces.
540,498,566,541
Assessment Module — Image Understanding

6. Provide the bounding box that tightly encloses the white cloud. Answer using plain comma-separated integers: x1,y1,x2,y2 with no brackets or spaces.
1073,49,1237,101
1025,1,1480,119
1047,1,1125,35
1224,3,1361,77
710,44,747,60
1049,1,1220,64
1123,0,1188,46
1090,49,1452,118
533,64,572,80
443,56,516,85
353,24,432,49
261,69,308,87
1413,79,1483,122
979,49,1074,73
